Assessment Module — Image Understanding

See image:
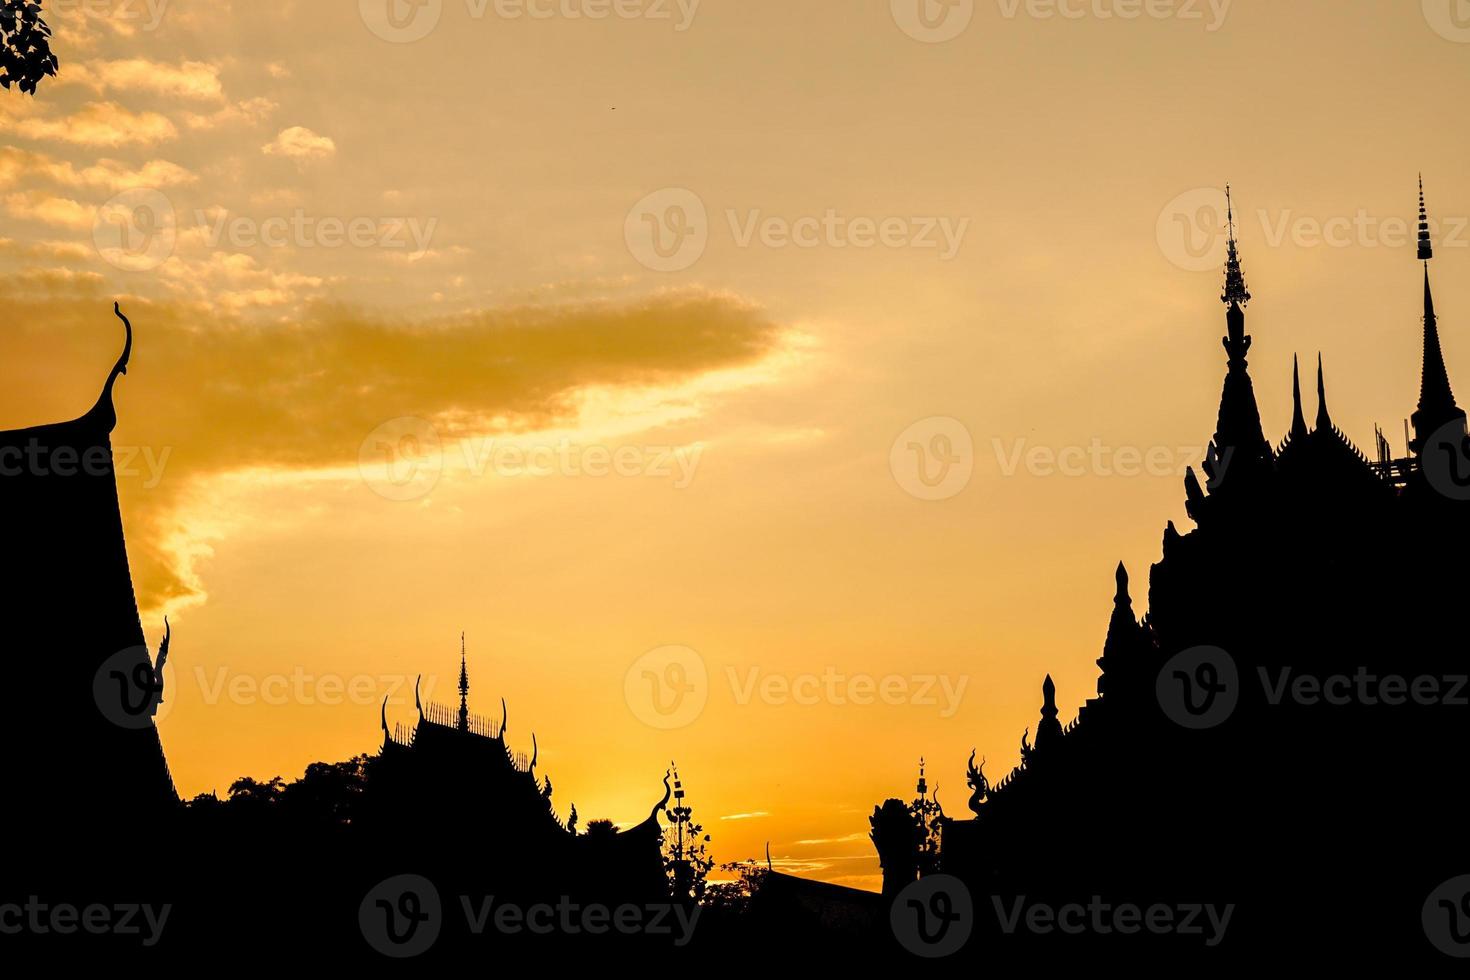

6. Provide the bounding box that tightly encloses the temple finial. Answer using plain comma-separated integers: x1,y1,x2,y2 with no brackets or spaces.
1418,174,1434,262
1221,184,1251,308
1291,354,1309,439
88,302,135,431
1316,353,1332,431
1114,561,1129,603
111,302,133,378
457,631,469,733
1409,175,1466,453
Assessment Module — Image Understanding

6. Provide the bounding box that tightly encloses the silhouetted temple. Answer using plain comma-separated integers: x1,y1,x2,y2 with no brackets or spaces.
365,634,672,901
0,311,676,957
876,182,1470,961
0,304,176,854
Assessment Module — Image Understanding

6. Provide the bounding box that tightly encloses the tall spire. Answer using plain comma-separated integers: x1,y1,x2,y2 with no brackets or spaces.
1418,174,1434,263
1409,176,1466,454
1209,183,1272,486
1291,354,1309,440
1035,674,1064,751
1316,353,1332,431
1221,184,1251,309
457,631,469,733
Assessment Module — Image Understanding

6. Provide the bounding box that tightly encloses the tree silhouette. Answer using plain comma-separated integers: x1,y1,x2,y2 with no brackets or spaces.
702,860,767,913
1,1,57,95
585,818,618,839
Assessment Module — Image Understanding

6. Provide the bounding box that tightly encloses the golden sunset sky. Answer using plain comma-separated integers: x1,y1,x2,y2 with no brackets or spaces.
3,0,1470,890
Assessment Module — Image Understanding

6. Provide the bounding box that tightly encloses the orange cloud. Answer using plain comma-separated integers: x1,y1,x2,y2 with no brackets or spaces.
262,126,335,161
0,277,781,615
3,190,95,229
0,100,177,146
62,58,226,100
0,146,195,190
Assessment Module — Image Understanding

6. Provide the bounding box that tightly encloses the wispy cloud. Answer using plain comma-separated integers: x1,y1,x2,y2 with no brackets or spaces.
184,97,278,131
262,126,335,161
0,100,176,146
790,832,868,846
63,59,225,100
720,811,771,821
0,147,195,190
3,191,95,229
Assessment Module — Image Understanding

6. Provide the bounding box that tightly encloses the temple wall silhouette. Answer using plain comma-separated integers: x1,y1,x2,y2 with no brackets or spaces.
875,182,1470,961
0,304,177,856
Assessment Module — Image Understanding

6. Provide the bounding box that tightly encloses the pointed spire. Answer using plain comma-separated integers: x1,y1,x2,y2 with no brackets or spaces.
1418,174,1434,262
1221,184,1251,308
1316,354,1332,431
1209,184,1272,481
1291,354,1309,440
1035,675,1064,752
1114,561,1130,606
1409,177,1466,453
457,631,469,733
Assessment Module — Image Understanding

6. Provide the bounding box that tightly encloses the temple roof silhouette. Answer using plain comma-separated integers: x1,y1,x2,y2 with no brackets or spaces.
1,303,177,846
873,179,1470,960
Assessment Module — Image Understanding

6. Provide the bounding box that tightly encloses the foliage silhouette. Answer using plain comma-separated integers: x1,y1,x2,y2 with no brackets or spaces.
1,0,57,94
